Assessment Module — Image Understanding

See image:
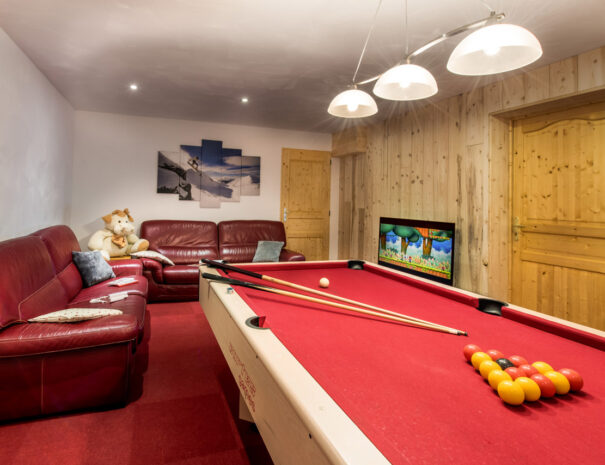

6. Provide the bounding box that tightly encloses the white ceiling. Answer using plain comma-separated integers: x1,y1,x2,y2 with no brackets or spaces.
1,0,604,133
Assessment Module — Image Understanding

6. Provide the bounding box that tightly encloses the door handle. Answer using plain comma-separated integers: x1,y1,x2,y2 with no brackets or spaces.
512,217,525,241
283,207,287,222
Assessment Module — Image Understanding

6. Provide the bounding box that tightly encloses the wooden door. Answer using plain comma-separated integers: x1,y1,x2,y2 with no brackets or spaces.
511,102,605,330
280,148,331,261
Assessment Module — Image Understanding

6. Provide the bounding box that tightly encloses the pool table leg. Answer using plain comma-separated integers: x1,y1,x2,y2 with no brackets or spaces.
239,393,254,423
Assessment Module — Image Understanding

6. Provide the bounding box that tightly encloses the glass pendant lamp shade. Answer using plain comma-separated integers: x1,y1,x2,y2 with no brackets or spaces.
328,88,378,118
373,64,438,101
447,23,542,76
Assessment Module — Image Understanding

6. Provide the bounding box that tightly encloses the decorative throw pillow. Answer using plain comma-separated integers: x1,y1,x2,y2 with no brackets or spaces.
252,241,284,263
29,308,123,323
72,250,116,287
130,250,175,266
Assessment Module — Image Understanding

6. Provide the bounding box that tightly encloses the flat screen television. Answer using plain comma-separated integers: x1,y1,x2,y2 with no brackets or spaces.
378,217,455,286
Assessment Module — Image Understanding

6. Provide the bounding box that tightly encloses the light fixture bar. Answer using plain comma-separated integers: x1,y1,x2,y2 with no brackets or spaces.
351,11,505,87
351,0,384,84
407,11,504,60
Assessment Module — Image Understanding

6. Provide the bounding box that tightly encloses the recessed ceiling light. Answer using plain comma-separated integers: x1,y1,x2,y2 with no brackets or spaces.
241,97,249,103
129,83,139,91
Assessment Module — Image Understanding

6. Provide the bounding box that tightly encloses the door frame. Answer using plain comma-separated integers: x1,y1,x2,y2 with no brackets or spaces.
487,88,605,302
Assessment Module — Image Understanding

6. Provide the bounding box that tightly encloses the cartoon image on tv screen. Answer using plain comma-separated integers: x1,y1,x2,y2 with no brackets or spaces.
379,224,453,281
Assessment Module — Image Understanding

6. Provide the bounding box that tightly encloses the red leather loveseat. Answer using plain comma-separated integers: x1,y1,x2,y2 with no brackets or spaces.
0,225,147,421
140,220,304,302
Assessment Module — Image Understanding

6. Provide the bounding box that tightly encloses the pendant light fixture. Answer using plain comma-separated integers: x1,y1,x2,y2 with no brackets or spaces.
447,22,543,75
328,2,542,119
327,0,382,118
373,0,437,101
327,87,378,118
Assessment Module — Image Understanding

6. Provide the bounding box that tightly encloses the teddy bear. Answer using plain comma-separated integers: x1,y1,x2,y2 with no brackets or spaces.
88,208,149,260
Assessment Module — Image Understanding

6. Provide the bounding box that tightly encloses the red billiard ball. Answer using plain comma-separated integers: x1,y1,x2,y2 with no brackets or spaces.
463,344,482,362
558,368,584,392
518,364,539,377
508,355,529,367
505,367,525,380
531,373,556,398
486,349,505,361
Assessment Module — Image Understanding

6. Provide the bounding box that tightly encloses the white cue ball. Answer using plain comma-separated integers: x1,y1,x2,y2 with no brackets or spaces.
319,277,330,288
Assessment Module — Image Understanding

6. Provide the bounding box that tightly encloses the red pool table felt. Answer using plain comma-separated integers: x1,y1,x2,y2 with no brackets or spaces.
223,262,605,465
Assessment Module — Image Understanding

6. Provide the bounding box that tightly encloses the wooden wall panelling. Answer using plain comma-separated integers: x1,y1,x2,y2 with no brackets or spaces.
422,105,436,215
410,107,425,219
354,155,364,260
399,110,413,219
351,153,361,259
549,56,578,98
333,45,605,299
332,125,368,157
578,46,605,91
468,144,489,294
446,95,464,284
386,115,402,218
502,73,526,108
339,156,352,259
364,123,383,260
434,100,450,221
524,65,550,104
487,115,511,301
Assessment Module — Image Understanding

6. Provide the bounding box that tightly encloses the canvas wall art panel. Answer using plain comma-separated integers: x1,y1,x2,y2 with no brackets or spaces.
156,138,261,208
179,145,203,201
157,151,181,194
240,156,261,196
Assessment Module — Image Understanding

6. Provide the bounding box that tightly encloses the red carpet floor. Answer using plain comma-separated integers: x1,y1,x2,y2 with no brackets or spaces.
0,302,273,465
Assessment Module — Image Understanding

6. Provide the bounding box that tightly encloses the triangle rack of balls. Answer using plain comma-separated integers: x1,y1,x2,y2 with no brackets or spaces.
463,344,583,406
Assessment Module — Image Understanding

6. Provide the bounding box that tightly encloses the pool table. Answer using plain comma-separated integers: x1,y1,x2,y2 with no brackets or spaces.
199,260,605,465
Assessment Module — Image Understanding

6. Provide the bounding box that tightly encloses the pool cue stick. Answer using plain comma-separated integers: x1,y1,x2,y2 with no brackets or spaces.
201,259,466,335
202,273,467,336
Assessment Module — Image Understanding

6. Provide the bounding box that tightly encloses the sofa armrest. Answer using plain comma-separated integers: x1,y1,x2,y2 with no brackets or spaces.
141,258,164,283
110,259,143,276
0,314,138,357
280,248,305,262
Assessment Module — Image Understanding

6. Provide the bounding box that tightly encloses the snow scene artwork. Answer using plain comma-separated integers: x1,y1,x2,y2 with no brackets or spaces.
156,139,261,208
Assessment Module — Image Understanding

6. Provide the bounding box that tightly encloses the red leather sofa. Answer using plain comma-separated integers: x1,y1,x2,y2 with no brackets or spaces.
140,220,305,302
0,225,147,421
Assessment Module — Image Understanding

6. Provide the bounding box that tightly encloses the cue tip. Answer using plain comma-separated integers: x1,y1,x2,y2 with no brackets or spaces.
459,331,469,336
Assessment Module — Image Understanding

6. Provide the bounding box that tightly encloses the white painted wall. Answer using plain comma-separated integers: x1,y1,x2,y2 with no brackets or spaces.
72,111,339,257
0,28,74,240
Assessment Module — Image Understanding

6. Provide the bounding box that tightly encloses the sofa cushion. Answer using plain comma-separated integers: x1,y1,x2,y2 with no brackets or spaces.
130,250,175,266
29,308,123,323
253,241,284,262
218,220,287,263
163,265,199,284
141,220,218,264
72,251,116,287
0,236,69,328
30,225,84,301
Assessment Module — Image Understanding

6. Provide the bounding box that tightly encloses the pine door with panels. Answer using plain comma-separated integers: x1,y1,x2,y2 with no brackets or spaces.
511,102,605,330
280,148,331,261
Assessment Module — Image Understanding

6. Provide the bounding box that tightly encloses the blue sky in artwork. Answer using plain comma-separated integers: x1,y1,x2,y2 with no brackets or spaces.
180,145,202,162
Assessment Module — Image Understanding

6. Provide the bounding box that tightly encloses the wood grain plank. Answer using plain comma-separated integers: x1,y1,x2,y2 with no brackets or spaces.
549,56,578,98
578,46,605,91
524,65,550,104
502,73,526,109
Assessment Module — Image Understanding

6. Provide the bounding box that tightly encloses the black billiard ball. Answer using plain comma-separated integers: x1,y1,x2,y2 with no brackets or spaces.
495,358,515,370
